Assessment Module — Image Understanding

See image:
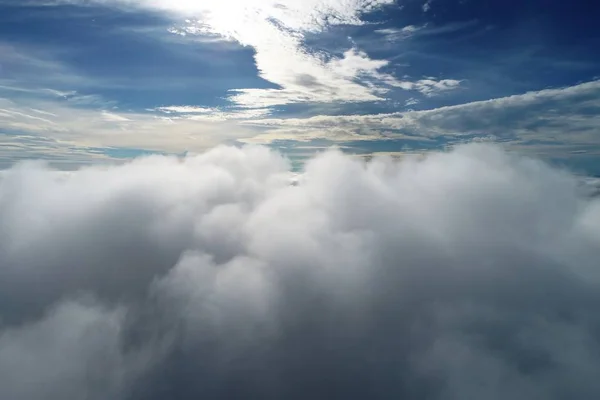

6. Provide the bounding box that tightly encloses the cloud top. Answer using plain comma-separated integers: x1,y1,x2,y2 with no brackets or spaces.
1,144,600,399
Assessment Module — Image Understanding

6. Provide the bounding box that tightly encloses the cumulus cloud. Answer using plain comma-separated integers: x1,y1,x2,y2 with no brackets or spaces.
1,144,600,399
0,301,153,400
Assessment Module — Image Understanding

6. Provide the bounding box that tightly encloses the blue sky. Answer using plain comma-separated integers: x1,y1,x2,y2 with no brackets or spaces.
1,0,599,172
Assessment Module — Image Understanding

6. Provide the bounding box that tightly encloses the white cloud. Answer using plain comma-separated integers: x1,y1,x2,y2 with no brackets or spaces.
375,24,426,40
0,301,153,400
4,1,464,108
243,80,600,156
423,0,433,12
155,106,220,114
102,111,131,122
402,24,421,34
154,105,272,120
3,79,599,164
405,97,420,106
413,78,463,96
0,96,266,165
375,20,479,42
31,0,461,106
1,144,600,398
384,77,463,96
225,43,396,107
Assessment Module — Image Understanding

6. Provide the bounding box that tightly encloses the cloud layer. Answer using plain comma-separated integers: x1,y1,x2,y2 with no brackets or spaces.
244,80,600,158
1,144,600,399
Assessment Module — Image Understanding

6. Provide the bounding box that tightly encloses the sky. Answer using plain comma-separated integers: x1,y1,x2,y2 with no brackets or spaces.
3,2,600,398
0,0,599,172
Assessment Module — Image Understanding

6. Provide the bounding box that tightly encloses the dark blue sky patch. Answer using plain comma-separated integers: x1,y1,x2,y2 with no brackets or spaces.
354,0,600,104
0,4,276,110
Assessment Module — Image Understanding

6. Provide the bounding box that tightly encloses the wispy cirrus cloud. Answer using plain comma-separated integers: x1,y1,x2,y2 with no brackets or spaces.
2,79,599,167
0,95,266,167
153,105,271,120
0,43,93,94
375,24,426,40
242,80,600,158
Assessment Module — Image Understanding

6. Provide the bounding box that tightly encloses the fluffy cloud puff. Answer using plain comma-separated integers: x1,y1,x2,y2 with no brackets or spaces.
1,144,600,399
